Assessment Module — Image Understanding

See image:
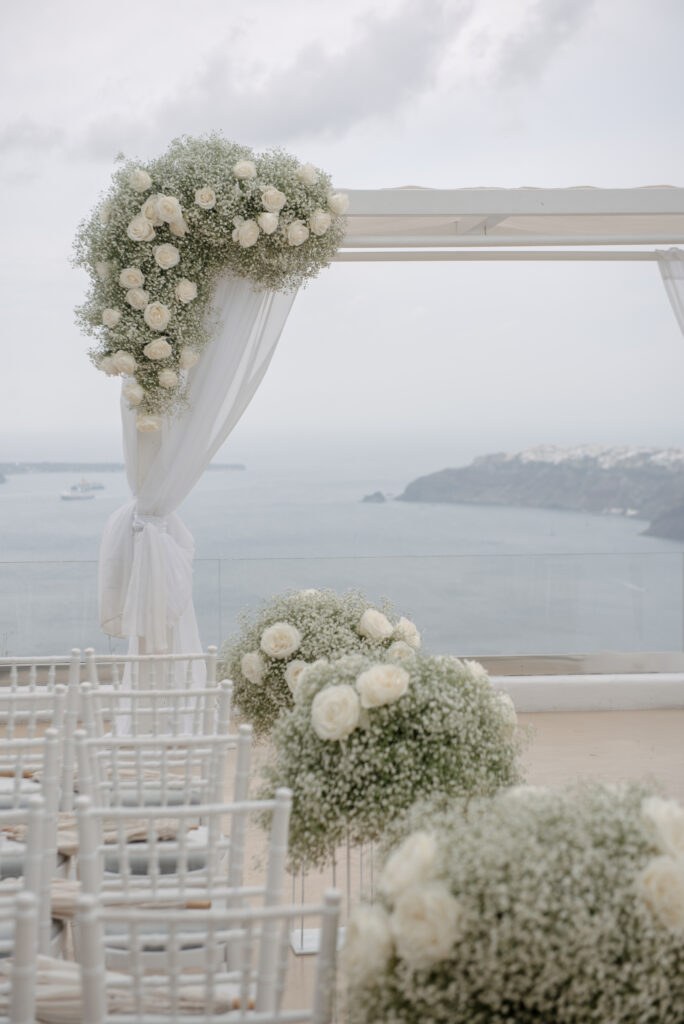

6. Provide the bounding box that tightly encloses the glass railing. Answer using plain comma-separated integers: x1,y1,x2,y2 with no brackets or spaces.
1,552,683,659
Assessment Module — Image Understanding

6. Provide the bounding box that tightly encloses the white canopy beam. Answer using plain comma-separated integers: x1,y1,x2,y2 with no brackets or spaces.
342,234,684,248
334,250,664,262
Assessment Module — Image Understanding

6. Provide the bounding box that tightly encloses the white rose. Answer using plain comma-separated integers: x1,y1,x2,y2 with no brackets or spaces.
99,202,112,225
260,622,301,659
311,684,360,741
129,167,152,192
394,617,421,650
144,302,171,332
287,220,309,247
241,651,265,686
136,414,162,433
179,347,199,370
98,355,117,376
261,187,287,213
358,608,394,641
154,243,180,270
156,195,183,223
464,659,489,682
356,664,409,709
236,220,260,248
496,692,518,737
119,267,144,289
194,187,216,210
125,288,149,311
101,308,121,328
95,261,111,281
343,904,393,986
296,162,319,186
141,195,162,225
123,381,144,406
309,209,332,236
327,191,350,215
284,660,308,695
639,855,684,932
127,216,155,242
386,640,416,663
158,369,178,389
143,337,172,361
391,883,464,970
257,211,279,235
168,218,189,237
642,797,684,857
111,350,136,375
380,832,438,902
174,279,197,305
233,160,257,180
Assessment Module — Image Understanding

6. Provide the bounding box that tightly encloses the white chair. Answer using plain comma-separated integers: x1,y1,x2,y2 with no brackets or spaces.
74,727,237,809
75,889,341,1023
0,799,43,958
0,892,39,1024
0,652,81,813
79,679,232,740
84,646,219,693
74,786,292,970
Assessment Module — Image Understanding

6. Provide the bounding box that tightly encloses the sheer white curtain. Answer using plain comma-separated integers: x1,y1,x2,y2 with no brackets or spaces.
657,247,684,333
98,275,297,665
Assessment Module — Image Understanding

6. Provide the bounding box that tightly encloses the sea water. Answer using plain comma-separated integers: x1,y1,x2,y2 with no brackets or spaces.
1,468,683,656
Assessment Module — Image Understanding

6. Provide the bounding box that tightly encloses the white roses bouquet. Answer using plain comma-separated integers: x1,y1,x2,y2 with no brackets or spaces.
73,133,348,427
220,588,421,737
260,652,524,869
344,783,684,1024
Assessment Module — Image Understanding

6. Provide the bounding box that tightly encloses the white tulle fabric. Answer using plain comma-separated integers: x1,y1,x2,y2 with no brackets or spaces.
657,248,684,334
99,276,297,659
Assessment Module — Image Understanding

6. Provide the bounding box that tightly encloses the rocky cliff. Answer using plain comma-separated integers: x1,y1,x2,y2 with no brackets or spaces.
397,445,684,540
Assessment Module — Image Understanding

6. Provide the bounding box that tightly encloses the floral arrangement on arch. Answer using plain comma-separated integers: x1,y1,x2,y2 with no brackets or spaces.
73,134,348,429
343,783,684,1024
220,588,422,738
259,652,523,869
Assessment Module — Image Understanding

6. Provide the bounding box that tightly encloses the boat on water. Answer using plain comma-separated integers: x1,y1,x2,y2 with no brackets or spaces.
60,480,99,501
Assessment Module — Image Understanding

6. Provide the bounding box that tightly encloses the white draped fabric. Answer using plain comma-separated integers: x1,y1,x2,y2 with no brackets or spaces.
98,276,297,662
658,247,684,333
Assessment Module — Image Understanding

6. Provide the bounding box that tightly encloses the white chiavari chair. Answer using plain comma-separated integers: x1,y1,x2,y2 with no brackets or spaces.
0,892,39,1024
75,889,341,1023
84,646,219,693
74,727,237,810
79,678,232,740
74,786,292,970
0,652,81,813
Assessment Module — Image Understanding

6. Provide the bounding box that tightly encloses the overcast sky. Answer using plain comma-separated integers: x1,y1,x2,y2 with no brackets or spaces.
2,0,683,478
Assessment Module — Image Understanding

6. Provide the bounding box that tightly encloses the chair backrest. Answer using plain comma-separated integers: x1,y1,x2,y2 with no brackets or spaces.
74,728,236,810
1,892,39,1024
84,646,218,691
74,786,292,912
79,680,232,739
75,888,340,1024
0,795,52,963
0,651,81,814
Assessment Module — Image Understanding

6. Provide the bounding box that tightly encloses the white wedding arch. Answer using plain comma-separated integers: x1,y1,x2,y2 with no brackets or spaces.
99,184,684,694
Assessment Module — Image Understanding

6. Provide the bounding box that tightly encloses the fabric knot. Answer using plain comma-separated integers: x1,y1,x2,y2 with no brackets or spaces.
132,514,168,534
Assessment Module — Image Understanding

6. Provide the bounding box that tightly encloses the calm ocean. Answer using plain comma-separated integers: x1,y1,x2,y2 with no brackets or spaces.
1,468,683,656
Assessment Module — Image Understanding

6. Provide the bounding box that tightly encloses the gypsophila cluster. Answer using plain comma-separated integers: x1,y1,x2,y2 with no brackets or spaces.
73,134,348,429
260,652,524,869
344,783,684,1024
220,588,422,738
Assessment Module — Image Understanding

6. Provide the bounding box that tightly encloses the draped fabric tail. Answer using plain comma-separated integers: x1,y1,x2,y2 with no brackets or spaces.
657,247,684,334
97,277,297,674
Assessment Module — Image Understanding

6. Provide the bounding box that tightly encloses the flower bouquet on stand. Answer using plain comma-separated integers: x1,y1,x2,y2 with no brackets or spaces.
260,651,523,879
344,783,684,1024
220,588,422,737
